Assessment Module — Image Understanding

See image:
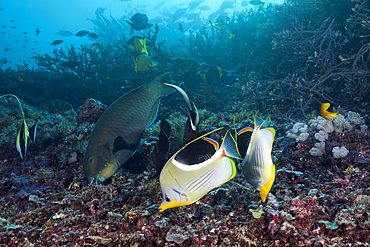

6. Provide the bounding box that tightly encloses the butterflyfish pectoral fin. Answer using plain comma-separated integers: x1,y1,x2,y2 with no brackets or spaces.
259,164,275,202
221,130,241,160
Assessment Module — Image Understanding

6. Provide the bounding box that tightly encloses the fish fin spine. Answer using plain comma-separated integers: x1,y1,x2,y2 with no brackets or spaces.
221,130,242,159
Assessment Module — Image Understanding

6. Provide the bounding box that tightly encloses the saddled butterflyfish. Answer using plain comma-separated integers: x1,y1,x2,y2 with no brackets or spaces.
238,116,275,202
159,128,241,212
0,94,38,159
83,72,180,183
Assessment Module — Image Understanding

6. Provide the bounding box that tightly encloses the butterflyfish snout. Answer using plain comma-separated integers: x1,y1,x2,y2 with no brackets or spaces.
239,116,276,202
159,128,241,212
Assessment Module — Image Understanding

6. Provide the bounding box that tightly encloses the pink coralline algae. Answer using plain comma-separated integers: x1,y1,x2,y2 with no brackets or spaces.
76,98,106,124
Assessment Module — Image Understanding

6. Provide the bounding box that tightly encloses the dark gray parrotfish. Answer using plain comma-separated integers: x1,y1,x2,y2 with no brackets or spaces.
83,72,179,183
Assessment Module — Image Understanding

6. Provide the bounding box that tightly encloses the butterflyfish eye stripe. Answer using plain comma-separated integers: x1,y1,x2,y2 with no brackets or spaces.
172,188,182,195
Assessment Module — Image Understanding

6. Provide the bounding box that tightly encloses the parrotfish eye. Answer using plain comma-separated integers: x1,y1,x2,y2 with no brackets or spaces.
88,157,94,164
165,196,171,202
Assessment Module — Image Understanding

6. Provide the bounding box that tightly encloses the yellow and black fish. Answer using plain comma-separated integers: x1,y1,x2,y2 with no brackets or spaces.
133,54,157,72
0,94,37,159
128,36,148,55
312,99,338,121
217,66,223,78
238,116,275,202
159,128,241,212
39,99,76,116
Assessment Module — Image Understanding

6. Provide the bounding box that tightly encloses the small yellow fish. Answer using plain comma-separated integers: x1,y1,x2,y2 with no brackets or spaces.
16,76,24,82
217,66,223,78
133,38,148,54
128,36,148,55
239,116,275,202
133,54,157,72
159,128,241,212
338,55,346,62
229,32,236,39
312,99,338,121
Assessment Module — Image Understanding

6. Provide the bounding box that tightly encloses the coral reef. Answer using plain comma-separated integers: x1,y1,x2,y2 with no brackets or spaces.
0,0,370,245
76,98,107,124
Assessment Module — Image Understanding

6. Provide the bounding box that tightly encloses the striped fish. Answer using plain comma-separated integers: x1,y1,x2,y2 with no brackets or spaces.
0,94,37,159
239,116,276,202
159,128,241,212
83,72,179,183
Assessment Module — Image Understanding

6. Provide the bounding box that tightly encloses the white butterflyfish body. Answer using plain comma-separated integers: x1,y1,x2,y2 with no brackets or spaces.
239,117,276,202
159,128,241,212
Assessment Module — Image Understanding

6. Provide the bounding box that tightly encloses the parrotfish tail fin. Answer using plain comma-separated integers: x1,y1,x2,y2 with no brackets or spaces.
254,116,271,128
221,130,242,160
28,122,38,142
143,39,148,55
259,164,275,202
124,20,134,34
